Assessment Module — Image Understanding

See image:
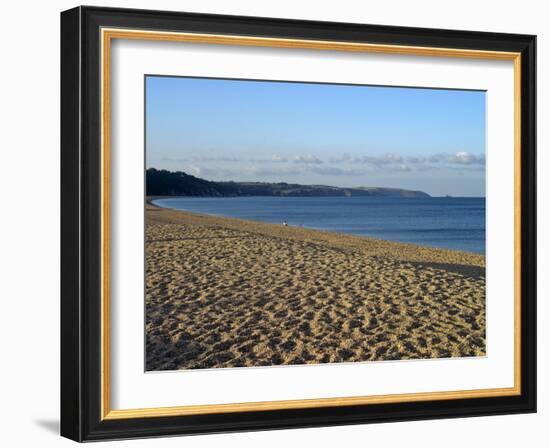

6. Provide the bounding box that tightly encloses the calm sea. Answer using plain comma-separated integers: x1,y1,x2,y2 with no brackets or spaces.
152,196,486,254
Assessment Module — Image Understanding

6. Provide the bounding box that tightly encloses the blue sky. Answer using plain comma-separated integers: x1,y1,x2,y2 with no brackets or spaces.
146,76,486,196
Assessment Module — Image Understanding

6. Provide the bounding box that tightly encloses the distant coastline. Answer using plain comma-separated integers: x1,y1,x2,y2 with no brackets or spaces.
146,168,431,198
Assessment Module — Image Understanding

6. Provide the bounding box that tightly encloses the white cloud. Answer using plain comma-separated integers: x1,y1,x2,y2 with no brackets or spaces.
448,151,485,165
271,154,287,162
330,152,484,171
293,154,324,165
154,150,485,183
186,165,201,176
193,155,241,162
308,166,363,176
331,153,403,166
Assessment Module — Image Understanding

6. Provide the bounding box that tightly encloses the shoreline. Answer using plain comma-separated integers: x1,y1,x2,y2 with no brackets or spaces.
147,197,486,260
145,203,485,370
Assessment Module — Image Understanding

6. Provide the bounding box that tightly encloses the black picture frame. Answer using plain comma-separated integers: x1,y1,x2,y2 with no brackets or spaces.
61,5,536,442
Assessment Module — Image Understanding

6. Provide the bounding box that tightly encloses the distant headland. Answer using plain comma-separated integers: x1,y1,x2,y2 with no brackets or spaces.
146,168,431,198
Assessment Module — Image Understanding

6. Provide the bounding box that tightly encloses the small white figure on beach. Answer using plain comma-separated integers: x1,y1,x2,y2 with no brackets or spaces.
282,221,288,226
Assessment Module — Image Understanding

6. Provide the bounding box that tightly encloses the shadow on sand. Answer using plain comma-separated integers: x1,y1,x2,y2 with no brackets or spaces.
409,261,485,280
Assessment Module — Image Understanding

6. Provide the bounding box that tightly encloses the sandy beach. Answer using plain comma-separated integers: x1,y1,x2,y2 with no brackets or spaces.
145,202,486,371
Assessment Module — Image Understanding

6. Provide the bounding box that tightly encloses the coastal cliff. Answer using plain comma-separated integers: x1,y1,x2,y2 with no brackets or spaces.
146,168,431,198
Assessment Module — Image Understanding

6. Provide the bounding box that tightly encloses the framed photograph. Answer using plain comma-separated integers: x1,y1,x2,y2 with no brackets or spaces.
60,6,536,441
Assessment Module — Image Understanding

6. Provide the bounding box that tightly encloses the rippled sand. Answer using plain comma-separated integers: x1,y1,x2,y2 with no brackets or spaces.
145,203,486,371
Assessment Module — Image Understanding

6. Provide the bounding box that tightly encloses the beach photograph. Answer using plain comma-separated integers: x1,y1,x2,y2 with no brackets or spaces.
144,76,486,371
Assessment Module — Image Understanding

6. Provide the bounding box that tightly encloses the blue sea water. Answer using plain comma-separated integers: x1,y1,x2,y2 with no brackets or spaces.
152,196,486,255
